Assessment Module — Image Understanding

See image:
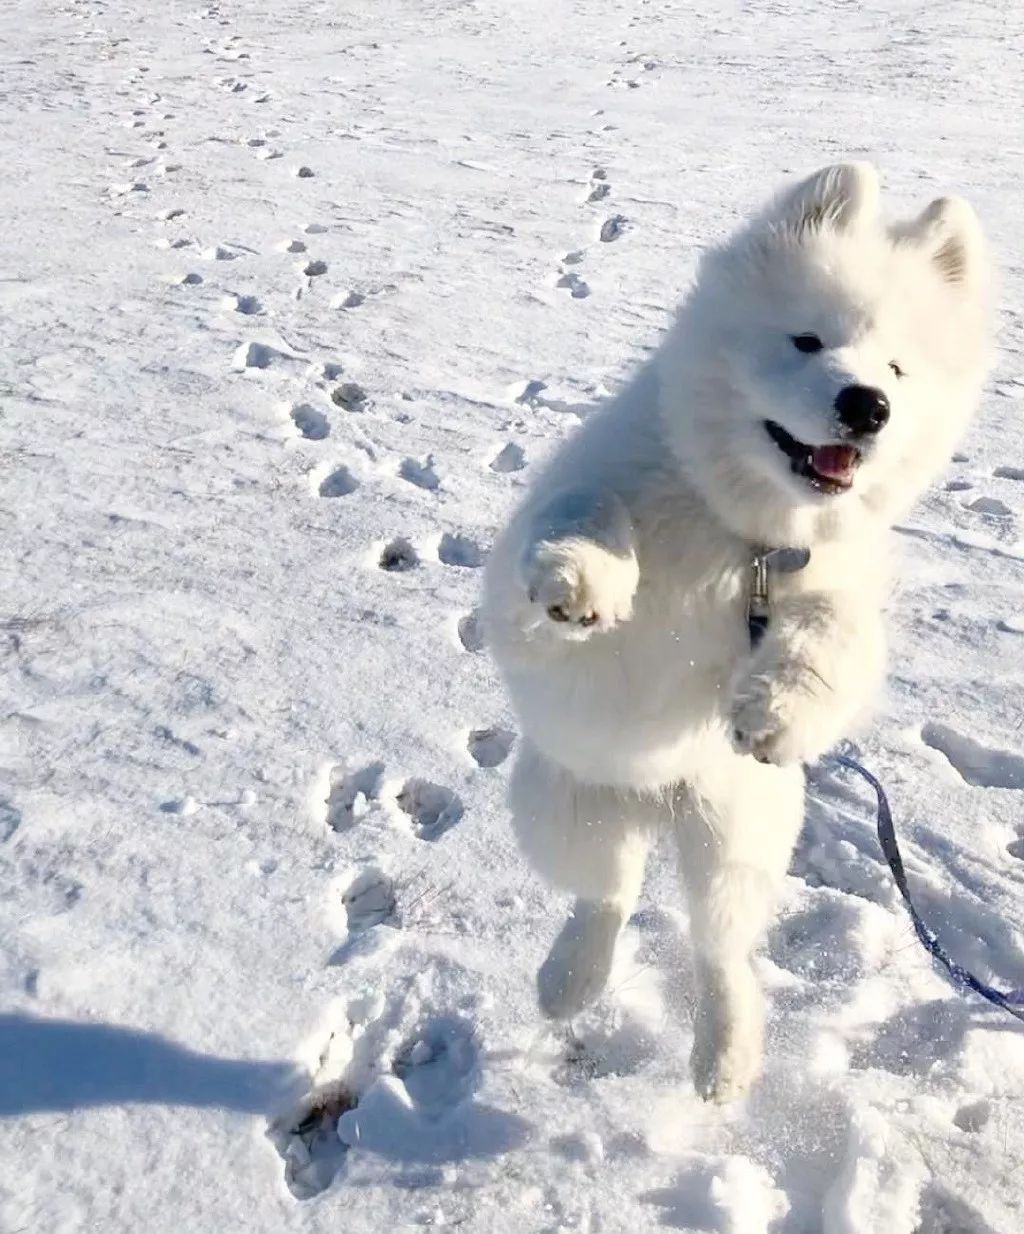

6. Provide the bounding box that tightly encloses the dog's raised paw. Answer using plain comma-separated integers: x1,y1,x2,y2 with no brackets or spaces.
730,674,790,763
524,540,637,637
730,668,826,766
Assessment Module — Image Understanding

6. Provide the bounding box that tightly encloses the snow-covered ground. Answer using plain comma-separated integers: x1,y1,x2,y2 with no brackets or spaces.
2,1,1023,1229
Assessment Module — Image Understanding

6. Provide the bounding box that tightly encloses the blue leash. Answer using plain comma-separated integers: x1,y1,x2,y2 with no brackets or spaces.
829,754,1024,1023
746,552,1024,1023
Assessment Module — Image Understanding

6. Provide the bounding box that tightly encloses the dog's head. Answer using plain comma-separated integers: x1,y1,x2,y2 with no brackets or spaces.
662,163,991,540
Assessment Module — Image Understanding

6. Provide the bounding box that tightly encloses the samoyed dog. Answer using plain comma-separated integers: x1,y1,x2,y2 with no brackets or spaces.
482,163,990,1101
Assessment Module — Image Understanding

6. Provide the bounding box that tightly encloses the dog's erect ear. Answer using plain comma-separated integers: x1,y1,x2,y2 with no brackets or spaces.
767,162,880,234
904,196,986,288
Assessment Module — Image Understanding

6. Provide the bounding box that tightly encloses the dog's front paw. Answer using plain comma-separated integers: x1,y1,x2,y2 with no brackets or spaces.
730,668,823,766
524,539,638,637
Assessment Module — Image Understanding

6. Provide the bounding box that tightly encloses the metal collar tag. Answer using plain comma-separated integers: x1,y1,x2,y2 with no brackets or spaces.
747,546,811,647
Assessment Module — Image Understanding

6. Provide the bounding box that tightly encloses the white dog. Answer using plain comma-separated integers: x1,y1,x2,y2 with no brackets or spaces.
482,163,990,1101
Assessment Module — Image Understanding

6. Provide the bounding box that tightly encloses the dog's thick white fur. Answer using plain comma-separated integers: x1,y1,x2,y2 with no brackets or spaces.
482,163,991,1101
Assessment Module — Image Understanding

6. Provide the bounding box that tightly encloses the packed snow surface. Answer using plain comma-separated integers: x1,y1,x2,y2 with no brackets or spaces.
2,1,1023,1231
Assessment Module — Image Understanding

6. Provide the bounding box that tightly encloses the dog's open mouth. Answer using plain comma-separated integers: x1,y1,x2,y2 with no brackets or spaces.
763,420,861,495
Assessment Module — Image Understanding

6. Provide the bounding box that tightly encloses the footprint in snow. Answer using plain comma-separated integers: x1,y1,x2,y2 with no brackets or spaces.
331,383,368,411
953,1099,992,1132
303,259,328,277
921,722,1024,790
994,465,1024,481
392,1017,479,1113
457,609,485,653
290,404,329,440
269,1011,371,1201
378,537,419,572
201,243,240,261
514,378,549,407
317,466,358,498
280,238,307,253
270,1083,356,1200
397,779,464,841
223,292,263,315
585,168,610,203
332,284,401,310
966,495,1012,517
342,867,397,931
552,1019,658,1086
489,443,525,473
599,214,628,243
917,1184,997,1234
233,341,299,371
235,341,272,369
438,532,484,567
556,272,591,299
768,896,867,986
107,180,149,196
467,727,514,768
323,761,385,832
273,1006,489,1201
399,456,440,491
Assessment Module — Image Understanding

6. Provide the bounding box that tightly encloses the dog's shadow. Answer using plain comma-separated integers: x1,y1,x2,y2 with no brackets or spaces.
0,1011,300,1116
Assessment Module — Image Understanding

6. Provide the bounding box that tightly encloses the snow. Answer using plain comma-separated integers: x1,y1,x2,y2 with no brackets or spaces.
1,0,1023,1230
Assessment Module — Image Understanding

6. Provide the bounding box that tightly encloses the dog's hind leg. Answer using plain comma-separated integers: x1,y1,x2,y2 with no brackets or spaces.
536,894,643,1021
509,741,656,1020
674,756,804,1102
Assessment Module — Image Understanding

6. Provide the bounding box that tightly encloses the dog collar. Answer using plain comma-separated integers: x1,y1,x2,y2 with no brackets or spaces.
747,546,811,647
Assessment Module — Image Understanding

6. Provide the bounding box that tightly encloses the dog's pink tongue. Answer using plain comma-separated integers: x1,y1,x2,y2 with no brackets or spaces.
812,444,859,484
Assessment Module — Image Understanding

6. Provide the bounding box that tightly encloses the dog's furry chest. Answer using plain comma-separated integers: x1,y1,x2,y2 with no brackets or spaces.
507,551,753,791
626,496,753,674
633,557,749,668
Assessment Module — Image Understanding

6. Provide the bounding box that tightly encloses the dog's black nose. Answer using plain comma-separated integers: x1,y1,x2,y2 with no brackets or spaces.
834,385,890,435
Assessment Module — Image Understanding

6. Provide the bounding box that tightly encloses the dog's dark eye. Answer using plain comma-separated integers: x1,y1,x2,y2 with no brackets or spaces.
889,361,905,378
792,334,823,354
